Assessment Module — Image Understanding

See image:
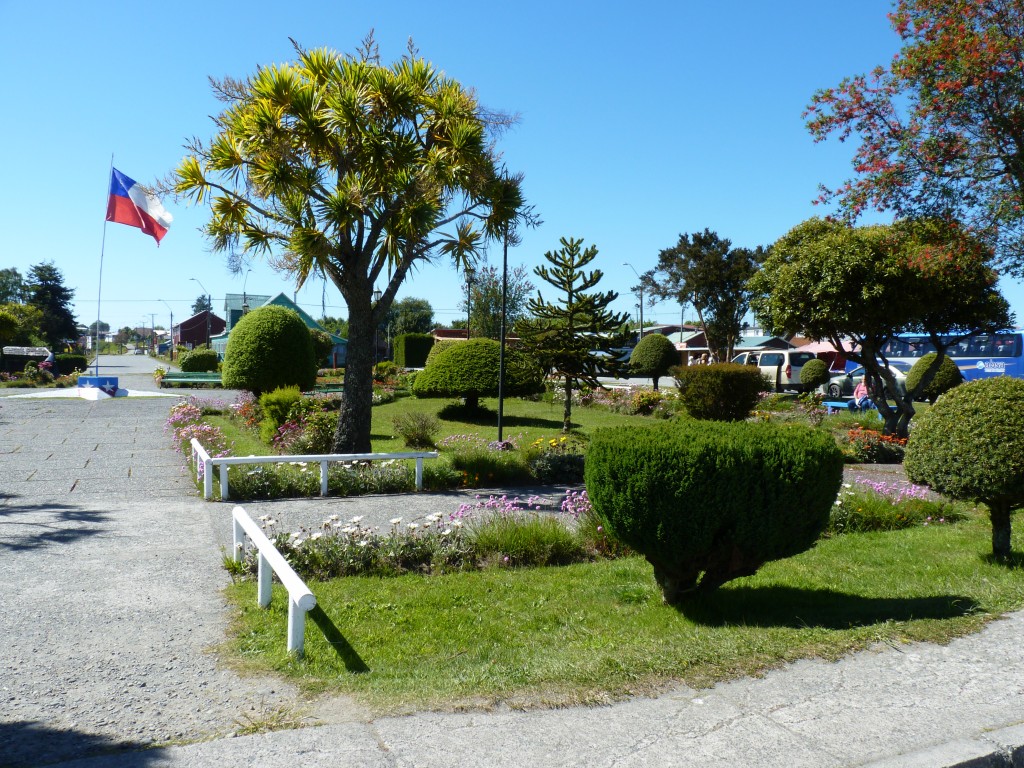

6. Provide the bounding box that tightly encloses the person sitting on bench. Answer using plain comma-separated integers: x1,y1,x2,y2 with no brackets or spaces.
852,377,874,411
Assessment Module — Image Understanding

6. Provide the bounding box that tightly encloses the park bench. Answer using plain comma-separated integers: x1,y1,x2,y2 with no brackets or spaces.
160,371,222,387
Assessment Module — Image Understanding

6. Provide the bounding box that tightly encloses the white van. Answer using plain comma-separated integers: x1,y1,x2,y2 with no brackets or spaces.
731,350,818,392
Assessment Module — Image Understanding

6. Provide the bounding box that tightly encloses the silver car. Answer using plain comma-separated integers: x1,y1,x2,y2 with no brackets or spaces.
826,362,911,399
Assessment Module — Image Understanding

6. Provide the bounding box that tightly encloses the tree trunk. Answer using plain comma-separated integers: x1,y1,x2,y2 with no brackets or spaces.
332,298,375,454
562,376,573,433
989,501,1013,560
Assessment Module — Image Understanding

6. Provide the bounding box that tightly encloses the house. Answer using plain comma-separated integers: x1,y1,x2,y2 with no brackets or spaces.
210,292,347,367
175,310,226,349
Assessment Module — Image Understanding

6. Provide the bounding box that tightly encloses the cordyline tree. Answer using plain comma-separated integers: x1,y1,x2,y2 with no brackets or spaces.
806,0,1024,275
173,37,525,452
516,237,629,432
749,217,1011,437
643,229,764,362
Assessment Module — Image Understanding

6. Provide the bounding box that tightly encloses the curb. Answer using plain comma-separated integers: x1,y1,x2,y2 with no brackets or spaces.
863,723,1024,767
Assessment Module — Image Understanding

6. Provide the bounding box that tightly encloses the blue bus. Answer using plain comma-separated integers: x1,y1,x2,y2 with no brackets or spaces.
876,331,1023,382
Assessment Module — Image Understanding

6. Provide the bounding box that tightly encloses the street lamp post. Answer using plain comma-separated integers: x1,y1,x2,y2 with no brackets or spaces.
373,288,382,364
242,268,252,315
465,266,476,339
623,263,645,344
190,277,211,348
159,300,174,361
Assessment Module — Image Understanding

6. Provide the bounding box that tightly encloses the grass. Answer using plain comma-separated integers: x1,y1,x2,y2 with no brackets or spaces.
224,507,1024,714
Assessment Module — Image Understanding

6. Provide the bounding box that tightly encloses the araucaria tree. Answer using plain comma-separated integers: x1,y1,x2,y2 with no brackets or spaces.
174,37,524,452
645,229,764,361
807,0,1024,273
517,237,629,432
749,217,1011,436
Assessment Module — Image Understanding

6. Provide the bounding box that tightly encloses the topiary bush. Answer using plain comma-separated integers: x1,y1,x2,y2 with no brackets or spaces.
424,339,459,367
394,333,435,368
585,420,843,603
180,348,220,372
799,358,830,391
671,363,769,421
222,305,316,395
905,352,965,404
413,337,544,410
55,353,88,375
904,376,1024,559
310,329,335,367
628,334,680,391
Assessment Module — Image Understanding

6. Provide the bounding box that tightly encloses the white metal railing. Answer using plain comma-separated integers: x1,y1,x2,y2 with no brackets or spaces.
231,505,316,655
189,439,437,500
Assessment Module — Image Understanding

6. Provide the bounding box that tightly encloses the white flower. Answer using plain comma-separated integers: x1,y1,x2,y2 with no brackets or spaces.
357,540,369,547
350,516,364,524
342,526,356,534
390,517,403,525
407,523,419,530
843,483,852,488
452,520,463,528
441,528,452,536
329,515,340,521
310,532,322,540
290,531,302,539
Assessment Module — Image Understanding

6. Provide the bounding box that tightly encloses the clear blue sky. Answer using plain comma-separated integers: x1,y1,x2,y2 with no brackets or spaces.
3,0,1021,334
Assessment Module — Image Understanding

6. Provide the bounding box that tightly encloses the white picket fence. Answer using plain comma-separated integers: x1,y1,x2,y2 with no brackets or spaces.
190,439,438,500
231,505,315,656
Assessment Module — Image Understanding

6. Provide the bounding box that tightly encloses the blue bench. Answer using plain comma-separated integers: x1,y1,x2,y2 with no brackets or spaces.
823,400,853,414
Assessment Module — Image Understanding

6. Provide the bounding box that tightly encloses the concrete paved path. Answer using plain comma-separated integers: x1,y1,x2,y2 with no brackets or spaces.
1,355,1023,767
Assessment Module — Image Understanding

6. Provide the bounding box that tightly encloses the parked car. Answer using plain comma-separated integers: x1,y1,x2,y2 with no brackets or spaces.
731,349,819,392
825,361,911,399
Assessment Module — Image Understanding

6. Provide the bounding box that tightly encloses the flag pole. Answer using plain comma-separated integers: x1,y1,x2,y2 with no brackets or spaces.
95,154,113,375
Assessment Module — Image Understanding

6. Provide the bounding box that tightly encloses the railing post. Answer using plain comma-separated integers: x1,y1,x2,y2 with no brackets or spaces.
203,458,213,499
220,463,229,500
415,456,424,491
233,515,244,562
287,596,305,654
320,460,329,497
257,551,272,608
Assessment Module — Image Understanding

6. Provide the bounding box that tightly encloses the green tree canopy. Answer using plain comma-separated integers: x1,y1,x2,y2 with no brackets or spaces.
191,295,212,315
386,297,435,336
749,217,1011,435
174,36,526,453
26,262,77,349
644,229,764,361
0,268,24,304
462,264,534,340
807,0,1024,274
412,337,543,410
517,236,629,431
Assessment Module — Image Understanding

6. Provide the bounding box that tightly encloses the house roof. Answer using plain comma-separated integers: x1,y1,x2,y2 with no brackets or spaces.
210,292,346,345
733,335,793,350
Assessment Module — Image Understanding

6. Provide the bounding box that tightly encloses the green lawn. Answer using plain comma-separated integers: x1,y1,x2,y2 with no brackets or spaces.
367,393,646,452
225,508,1024,713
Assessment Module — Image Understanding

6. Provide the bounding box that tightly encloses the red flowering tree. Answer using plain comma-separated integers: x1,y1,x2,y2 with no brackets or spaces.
806,0,1024,273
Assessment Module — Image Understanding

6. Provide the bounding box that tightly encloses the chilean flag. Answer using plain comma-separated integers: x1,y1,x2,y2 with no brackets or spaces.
106,168,173,245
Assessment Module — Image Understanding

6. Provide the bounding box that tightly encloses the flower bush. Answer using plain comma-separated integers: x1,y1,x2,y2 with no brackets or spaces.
828,476,970,534
843,427,907,464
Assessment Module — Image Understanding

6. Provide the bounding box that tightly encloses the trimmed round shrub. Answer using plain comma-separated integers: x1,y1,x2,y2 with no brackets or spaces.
412,338,544,410
799,358,830,390
424,339,459,367
904,377,1024,558
586,420,843,603
310,329,335,367
222,305,317,396
179,348,219,372
905,352,964,404
671,363,769,421
629,334,680,391
55,353,88,375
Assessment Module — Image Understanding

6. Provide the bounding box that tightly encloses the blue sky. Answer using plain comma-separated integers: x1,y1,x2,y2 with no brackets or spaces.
3,0,1021,334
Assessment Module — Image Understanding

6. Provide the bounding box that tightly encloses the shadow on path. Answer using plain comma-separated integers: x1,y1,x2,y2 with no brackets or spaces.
0,498,109,552
678,585,979,629
0,721,161,768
